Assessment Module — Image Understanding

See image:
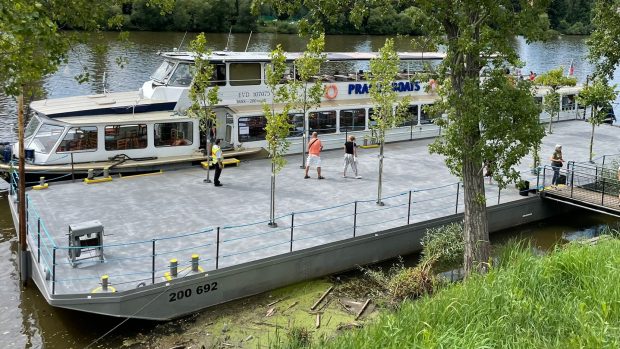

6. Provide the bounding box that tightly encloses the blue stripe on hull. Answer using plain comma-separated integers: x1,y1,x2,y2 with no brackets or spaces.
46,102,177,118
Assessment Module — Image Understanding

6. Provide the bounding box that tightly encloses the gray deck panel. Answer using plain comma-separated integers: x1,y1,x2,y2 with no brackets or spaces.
22,120,620,294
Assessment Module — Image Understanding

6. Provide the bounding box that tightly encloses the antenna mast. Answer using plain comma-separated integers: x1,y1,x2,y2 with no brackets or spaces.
245,31,252,52
224,26,232,51
178,31,188,51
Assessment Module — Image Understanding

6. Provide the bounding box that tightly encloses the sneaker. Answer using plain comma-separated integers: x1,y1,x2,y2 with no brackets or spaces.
214,183,223,187
318,176,325,180
355,176,362,179
343,174,347,178
304,175,310,179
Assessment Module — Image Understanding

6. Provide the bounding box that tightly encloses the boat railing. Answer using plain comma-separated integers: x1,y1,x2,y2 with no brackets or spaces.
21,169,547,296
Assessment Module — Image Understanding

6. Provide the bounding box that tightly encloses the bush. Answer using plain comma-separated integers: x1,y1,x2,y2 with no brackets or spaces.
420,222,464,270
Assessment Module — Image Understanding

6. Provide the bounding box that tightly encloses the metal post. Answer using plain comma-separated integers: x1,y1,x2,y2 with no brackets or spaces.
151,239,156,284
407,191,412,225
52,247,56,295
601,177,606,206
602,154,606,168
37,218,40,263
290,213,294,252
353,201,358,237
216,227,220,270
455,182,460,214
70,153,75,183
570,167,575,198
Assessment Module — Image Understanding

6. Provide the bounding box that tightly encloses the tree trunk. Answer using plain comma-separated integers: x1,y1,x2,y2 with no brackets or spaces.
18,93,27,286
589,107,595,162
462,135,490,275
269,162,276,226
376,134,385,206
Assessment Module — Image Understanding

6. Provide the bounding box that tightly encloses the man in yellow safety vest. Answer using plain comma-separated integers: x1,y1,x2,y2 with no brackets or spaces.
212,139,223,187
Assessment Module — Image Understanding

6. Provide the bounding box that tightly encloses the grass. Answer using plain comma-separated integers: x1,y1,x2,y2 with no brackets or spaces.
319,237,620,349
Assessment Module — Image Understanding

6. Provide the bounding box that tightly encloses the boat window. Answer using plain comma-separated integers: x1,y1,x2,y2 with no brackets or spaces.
151,60,176,83
288,113,305,137
154,122,193,147
168,63,195,87
230,63,261,86
24,115,41,139
340,109,366,132
212,64,226,86
561,94,576,111
309,111,337,135
30,124,65,154
420,104,435,124
57,126,98,152
238,116,267,142
105,124,148,151
399,105,419,127
368,108,378,128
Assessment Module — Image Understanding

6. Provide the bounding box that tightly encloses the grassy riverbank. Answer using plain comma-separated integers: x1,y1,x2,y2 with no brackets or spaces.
323,237,620,349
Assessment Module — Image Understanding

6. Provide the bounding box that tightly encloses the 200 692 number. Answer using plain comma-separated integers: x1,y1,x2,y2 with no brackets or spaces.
169,282,218,302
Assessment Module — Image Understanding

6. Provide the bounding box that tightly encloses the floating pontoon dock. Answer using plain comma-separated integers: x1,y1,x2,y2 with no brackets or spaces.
8,120,620,320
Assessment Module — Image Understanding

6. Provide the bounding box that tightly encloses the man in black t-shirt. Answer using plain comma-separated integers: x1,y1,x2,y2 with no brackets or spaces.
343,135,362,179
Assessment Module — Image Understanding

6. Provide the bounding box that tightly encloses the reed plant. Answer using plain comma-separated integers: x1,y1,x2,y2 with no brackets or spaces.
323,236,620,349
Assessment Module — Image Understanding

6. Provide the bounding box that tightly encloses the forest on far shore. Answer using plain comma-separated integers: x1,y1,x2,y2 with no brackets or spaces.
108,0,593,35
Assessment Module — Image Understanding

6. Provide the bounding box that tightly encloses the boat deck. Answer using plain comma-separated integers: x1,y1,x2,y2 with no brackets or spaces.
20,120,620,296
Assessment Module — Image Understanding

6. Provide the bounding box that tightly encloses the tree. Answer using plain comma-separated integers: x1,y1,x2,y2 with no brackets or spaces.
534,67,577,134
257,0,550,275
588,1,620,79
263,45,294,227
187,33,221,183
291,34,326,168
575,79,618,161
0,0,173,286
368,38,409,206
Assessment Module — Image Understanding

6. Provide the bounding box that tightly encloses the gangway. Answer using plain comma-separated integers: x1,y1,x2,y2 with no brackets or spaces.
537,160,620,217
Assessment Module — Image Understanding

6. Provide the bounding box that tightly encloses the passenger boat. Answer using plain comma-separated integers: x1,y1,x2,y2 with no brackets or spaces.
0,50,585,176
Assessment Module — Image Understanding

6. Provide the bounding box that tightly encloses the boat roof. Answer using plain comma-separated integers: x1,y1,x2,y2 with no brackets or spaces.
160,51,447,63
53,110,190,125
30,91,172,118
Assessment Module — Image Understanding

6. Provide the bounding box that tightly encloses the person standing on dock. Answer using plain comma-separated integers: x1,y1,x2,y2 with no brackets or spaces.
304,132,325,179
617,166,620,206
212,139,223,187
549,144,564,187
343,135,362,179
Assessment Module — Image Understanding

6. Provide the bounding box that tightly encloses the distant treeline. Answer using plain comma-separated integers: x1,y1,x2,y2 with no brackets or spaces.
109,0,593,35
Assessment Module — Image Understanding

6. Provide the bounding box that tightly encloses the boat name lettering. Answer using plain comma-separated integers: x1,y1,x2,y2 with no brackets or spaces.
253,91,271,97
347,82,421,95
168,282,218,302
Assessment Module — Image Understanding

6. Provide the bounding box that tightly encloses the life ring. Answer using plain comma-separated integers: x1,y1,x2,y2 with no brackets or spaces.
324,84,338,99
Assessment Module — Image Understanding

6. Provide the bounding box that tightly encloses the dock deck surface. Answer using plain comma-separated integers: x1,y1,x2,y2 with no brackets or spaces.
22,120,620,294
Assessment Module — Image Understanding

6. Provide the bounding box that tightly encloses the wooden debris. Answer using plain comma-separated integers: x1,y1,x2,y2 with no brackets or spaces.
316,313,321,329
336,322,363,331
267,298,282,307
252,321,285,329
311,286,334,310
285,301,299,311
355,299,371,320
265,307,276,317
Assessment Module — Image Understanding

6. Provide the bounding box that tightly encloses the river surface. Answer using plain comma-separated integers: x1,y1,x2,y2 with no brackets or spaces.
1,32,620,348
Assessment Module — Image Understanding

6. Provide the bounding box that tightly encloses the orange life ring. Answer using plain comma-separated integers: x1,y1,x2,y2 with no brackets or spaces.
324,84,338,99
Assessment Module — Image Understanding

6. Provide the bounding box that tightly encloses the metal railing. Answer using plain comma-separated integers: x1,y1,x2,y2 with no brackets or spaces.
18,178,512,295
538,162,620,208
